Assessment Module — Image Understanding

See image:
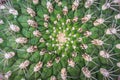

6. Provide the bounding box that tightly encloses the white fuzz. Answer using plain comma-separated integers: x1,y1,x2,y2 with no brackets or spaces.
68,59,75,67
113,0,120,3
102,3,111,10
72,0,79,11
72,52,77,57
73,16,78,22
55,0,59,3
93,18,105,26
9,8,18,16
15,37,28,44
27,19,38,28
66,19,71,24
78,28,83,32
84,31,92,37
117,62,120,67
10,24,20,32
99,50,110,59
4,71,12,79
44,14,50,21
63,6,68,15
82,67,91,78
100,68,109,77
81,44,88,49
46,1,53,13
91,39,103,46
27,46,37,53
0,19,4,24
27,8,36,17
81,14,91,23
19,60,30,69
39,38,45,43
57,14,61,20
61,68,67,80
54,20,57,24
58,1,62,6
34,61,43,72
115,13,120,20
4,52,15,59
57,32,67,43
116,44,120,49
0,5,6,9
46,60,53,67
50,76,57,80
33,0,39,4
0,38,4,44
82,53,92,62
105,28,117,35
40,49,47,55
44,22,48,28
33,30,41,37
85,0,94,8
55,57,60,63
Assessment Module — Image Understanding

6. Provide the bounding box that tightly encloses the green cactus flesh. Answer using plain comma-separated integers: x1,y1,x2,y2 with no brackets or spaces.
0,0,120,80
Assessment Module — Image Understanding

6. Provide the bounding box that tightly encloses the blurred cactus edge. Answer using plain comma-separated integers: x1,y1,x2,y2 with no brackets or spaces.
0,0,120,80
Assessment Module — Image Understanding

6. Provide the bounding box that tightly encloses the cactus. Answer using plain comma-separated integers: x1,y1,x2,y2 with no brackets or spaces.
0,0,120,80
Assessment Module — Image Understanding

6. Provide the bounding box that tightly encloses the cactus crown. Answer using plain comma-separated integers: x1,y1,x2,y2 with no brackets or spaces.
0,0,120,80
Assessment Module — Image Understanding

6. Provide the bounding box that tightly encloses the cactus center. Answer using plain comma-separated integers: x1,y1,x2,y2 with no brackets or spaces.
57,32,67,43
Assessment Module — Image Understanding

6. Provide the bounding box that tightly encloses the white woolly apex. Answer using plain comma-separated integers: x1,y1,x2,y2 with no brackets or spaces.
91,39,104,46
61,68,67,80
27,19,38,28
68,59,75,67
19,60,30,69
84,31,92,37
27,46,37,53
85,0,94,8
81,44,88,49
4,52,15,59
55,57,60,63
4,71,12,79
93,18,105,26
33,30,41,37
102,3,111,10
0,5,6,9
99,50,110,58
0,38,4,44
63,6,68,15
82,53,92,61
72,0,79,11
46,60,53,67
10,24,20,32
81,14,91,23
33,0,39,5
82,67,91,78
116,44,120,49
100,68,110,77
9,8,18,16
39,38,45,43
26,7,36,17
40,49,47,55
46,1,53,13
117,62,120,67
57,14,61,20
0,19,4,24
106,28,117,35
34,61,43,72
115,14,120,20
113,0,120,3
15,37,28,44
44,14,50,21
50,76,57,80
